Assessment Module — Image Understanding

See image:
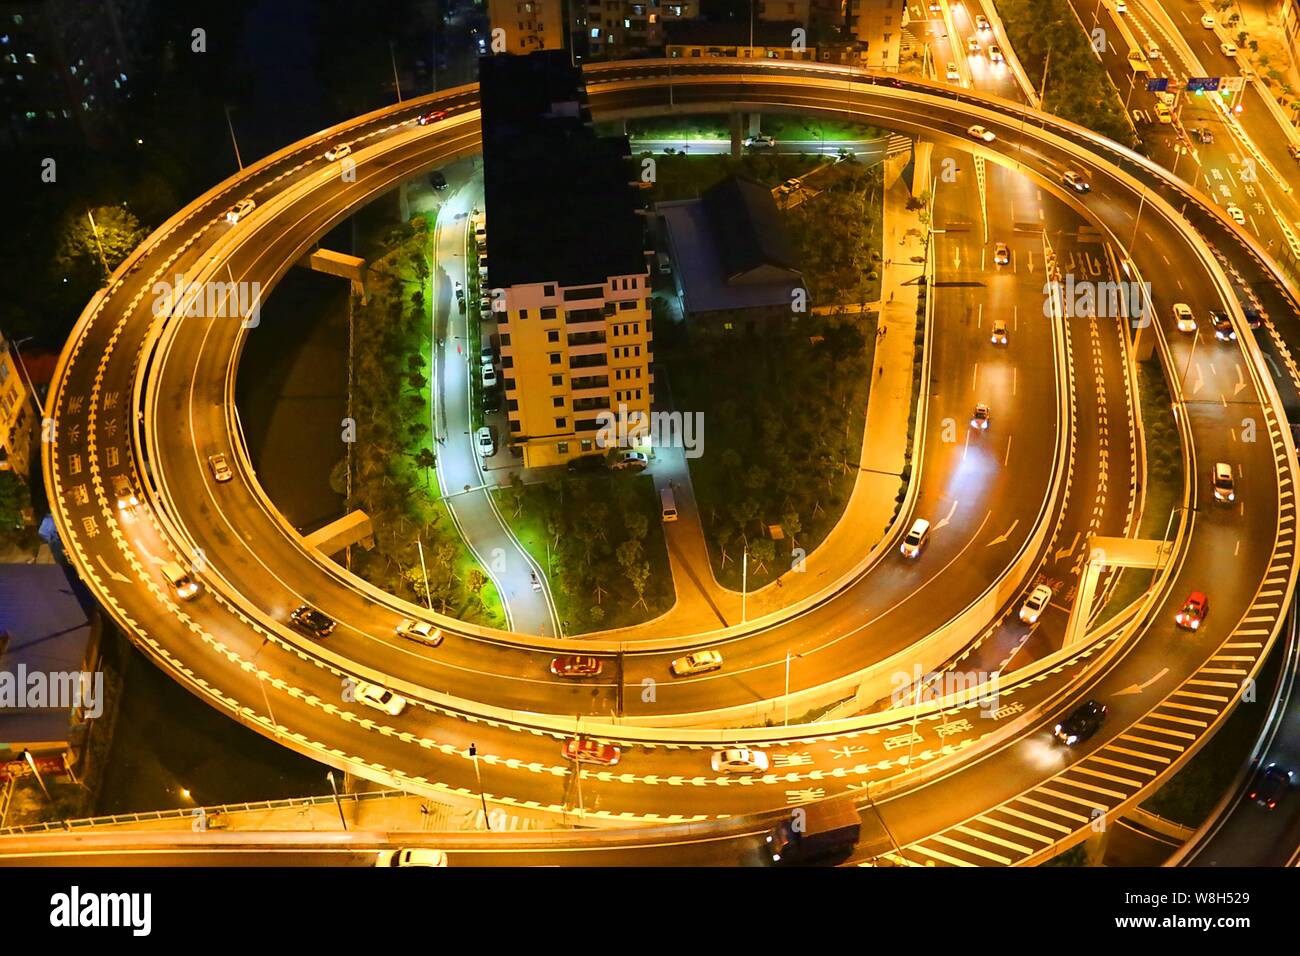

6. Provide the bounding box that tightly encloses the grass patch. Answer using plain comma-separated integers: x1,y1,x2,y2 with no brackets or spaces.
493,473,673,634
992,0,1139,149
1136,357,1184,540
643,152,832,202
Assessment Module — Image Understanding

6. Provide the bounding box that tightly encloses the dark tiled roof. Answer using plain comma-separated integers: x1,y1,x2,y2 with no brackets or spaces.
702,175,801,282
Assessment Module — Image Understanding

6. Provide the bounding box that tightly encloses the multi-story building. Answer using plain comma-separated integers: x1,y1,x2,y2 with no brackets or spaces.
479,51,653,469
486,0,567,55
0,332,36,480
664,18,816,59
846,0,907,70
1283,0,1300,72
0,0,144,147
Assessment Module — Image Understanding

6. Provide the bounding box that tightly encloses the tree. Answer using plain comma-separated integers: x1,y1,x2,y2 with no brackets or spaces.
56,205,147,279
414,448,437,486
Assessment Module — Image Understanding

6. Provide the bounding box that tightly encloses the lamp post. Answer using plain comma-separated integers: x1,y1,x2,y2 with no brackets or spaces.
21,750,53,805
325,770,347,830
224,104,243,171
783,651,804,726
8,335,43,417
469,743,491,829
741,546,749,623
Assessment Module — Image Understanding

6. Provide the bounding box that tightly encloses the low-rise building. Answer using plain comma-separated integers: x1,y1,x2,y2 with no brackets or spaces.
486,0,567,55
0,332,36,481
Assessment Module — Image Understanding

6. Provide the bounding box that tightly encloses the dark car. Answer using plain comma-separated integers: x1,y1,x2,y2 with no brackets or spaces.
566,454,606,474
482,389,500,414
1247,763,1293,810
1211,310,1235,341
1054,699,1107,745
288,604,336,639
429,170,448,191
1243,306,1262,330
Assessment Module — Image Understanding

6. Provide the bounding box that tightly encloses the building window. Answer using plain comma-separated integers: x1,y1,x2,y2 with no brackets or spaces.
555,417,567,429
547,329,560,343
541,306,557,319
553,396,564,407
549,353,561,365
551,374,564,386
518,308,529,319
557,441,569,454
581,439,593,451
544,284,555,297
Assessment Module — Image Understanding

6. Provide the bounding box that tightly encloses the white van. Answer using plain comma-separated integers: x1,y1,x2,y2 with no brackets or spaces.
161,561,199,600
660,486,678,522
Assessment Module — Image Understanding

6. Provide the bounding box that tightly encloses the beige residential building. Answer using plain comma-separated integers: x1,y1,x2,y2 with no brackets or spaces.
847,0,908,69
487,0,566,54
480,52,654,469
0,333,36,479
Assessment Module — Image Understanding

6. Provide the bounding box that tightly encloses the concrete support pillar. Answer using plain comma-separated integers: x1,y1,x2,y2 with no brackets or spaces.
399,180,410,223
1133,322,1155,362
730,112,744,158
747,112,761,136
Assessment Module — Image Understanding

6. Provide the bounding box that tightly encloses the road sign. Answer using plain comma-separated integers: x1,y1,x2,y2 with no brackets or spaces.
1146,77,1169,92
1221,76,1246,92
1186,76,1221,92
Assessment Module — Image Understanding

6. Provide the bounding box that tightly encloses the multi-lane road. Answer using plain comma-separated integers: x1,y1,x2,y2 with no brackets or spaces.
24,58,1300,860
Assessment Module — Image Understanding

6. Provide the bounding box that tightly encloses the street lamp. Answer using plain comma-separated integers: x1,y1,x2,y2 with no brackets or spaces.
325,770,348,830
783,651,804,726
7,335,44,417
21,750,53,806
469,743,492,830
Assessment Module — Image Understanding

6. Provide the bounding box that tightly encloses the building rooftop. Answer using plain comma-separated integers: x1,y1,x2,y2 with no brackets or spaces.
701,175,802,283
478,52,648,289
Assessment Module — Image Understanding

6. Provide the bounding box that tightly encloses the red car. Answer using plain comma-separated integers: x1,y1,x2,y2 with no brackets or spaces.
1175,591,1209,630
417,109,448,126
550,655,603,678
562,738,620,766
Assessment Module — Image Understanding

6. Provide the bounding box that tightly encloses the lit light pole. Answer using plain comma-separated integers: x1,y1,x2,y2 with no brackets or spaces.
325,770,348,830
469,743,491,829
783,651,804,726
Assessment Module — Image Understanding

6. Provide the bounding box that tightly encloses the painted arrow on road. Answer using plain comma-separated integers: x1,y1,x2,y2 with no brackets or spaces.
96,556,130,584
985,519,1020,547
933,499,960,531
1113,668,1170,696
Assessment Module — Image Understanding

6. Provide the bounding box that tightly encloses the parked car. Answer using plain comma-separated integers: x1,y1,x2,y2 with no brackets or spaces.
354,680,407,716
669,650,723,677
566,454,606,474
711,748,770,774
562,737,620,765
207,453,234,483
1220,41,1238,57
550,655,603,678
476,425,496,457
1175,591,1209,630
226,198,256,224
288,604,336,639
1054,699,1106,745
611,451,649,471
396,618,443,646
1201,13,1216,28
481,365,498,389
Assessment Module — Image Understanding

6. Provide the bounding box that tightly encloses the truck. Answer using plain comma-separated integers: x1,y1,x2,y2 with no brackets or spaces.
766,796,861,865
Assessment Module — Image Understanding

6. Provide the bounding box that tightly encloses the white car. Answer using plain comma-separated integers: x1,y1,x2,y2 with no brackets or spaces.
946,62,960,81
669,650,723,677
1226,203,1246,225
1173,302,1196,333
1201,13,1216,28
989,45,1004,64
1213,462,1236,503
611,451,649,471
396,618,443,646
1019,584,1053,624
226,198,256,224
900,518,930,558
743,134,776,149
967,125,996,143
207,453,234,483
481,364,498,388
711,748,770,774
354,681,407,717
967,36,980,54
1115,0,1127,12
324,143,352,161
976,14,990,31
375,848,447,867
1221,42,1238,57
971,402,991,430
476,425,495,457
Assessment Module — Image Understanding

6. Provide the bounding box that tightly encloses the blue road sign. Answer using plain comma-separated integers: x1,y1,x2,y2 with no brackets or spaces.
1147,77,1169,92
1186,76,1221,92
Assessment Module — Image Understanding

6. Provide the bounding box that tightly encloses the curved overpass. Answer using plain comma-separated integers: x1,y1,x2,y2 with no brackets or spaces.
40,61,1299,848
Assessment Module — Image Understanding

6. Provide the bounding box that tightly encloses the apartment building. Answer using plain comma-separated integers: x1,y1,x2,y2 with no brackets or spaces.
1284,0,1300,70
846,0,908,69
0,0,145,147
0,333,36,480
665,19,816,58
486,0,567,54
479,51,653,469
